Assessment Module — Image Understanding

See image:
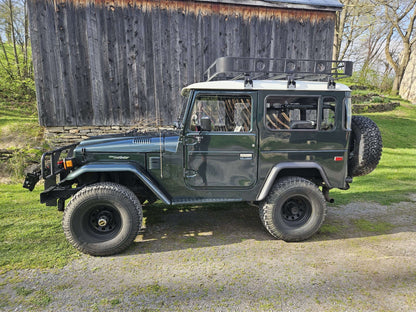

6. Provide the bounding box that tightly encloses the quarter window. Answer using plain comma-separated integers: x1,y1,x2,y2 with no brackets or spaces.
189,95,252,132
322,97,336,130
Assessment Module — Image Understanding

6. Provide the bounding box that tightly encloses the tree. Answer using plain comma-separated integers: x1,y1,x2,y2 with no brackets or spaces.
0,0,33,99
332,0,373,62
372,0,416,94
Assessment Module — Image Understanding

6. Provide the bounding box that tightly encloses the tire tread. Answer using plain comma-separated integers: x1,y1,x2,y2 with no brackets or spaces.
63,182,142,256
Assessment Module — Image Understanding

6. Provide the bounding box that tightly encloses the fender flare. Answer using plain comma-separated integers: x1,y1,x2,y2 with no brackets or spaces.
63,162,171,204
256,162,331,201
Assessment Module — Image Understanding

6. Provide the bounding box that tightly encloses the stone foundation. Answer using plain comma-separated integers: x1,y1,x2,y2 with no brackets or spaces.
352,102,400,114
44,126,142,146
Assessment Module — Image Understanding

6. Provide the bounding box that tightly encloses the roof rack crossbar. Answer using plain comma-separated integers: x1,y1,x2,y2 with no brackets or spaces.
204,57,353,82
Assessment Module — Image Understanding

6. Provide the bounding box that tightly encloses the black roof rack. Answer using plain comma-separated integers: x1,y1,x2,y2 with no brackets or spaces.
204,56,353,82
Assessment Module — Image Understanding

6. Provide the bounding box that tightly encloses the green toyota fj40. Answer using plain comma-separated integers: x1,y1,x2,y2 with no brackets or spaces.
24,57,382,256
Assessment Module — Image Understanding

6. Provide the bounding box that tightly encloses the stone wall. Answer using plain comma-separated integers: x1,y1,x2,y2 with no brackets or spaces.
352,102,400,114
44,125,176,147
44,126,135,146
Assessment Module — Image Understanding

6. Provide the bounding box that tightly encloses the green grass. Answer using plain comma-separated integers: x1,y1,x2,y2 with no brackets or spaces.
331,101,416,205
0,99,46,181
0,184,78,272
0,100,41,144
353,219,394,234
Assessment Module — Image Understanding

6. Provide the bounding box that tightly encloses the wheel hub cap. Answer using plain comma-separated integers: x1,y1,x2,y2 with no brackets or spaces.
98,217,108,227
89,208,117,233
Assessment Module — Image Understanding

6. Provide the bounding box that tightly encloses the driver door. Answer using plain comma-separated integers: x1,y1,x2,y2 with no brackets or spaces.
184,91,257,188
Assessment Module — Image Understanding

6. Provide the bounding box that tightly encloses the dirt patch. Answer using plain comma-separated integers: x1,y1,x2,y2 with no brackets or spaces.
1,198,416,311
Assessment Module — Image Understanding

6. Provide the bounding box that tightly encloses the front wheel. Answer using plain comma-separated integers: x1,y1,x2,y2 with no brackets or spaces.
63,183,142,256
259,177,326,242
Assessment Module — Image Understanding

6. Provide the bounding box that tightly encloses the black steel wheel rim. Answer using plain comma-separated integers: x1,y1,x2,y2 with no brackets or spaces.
86,205,121,237
281,195,312,227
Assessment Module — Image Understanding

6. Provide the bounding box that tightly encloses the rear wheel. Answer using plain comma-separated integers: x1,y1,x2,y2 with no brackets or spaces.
63,182,142,256
259,177,326,242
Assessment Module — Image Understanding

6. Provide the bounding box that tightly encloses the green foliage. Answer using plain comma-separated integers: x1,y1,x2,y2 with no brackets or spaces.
339,67,394,93
0,42,35,102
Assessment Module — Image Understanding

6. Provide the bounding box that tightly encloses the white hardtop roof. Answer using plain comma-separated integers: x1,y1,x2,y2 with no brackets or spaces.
182,80,350,95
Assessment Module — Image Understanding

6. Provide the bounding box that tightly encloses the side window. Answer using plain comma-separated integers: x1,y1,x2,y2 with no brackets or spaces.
344,95,352,130
189,95,252,132
322,97,336,131
265,96,318,130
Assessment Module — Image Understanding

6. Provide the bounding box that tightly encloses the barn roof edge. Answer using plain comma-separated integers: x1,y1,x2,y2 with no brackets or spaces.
194,0,343,11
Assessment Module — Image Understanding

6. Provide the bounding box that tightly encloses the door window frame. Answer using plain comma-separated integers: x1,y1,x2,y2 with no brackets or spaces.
185,91,256,134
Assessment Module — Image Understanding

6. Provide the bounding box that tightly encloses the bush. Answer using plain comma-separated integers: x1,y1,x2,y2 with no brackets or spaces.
340,67,394,93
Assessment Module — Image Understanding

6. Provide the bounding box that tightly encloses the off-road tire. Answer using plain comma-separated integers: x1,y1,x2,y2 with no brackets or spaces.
63,182,142,256
348,115,382,177
259,177,326,242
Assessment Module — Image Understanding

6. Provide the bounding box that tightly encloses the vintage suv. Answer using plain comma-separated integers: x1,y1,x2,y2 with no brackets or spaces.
24,57,382,256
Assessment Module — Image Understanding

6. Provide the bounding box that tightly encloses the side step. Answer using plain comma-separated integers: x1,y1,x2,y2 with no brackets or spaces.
171,197,242,205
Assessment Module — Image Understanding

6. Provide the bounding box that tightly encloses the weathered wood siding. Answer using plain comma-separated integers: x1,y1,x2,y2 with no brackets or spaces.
28,0,336,127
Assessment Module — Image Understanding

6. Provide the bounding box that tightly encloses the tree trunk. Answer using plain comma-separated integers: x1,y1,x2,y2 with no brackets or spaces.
332,3,348,61
8,0,21,78
0,36,14,80
24,0,29,78
391,76,401,95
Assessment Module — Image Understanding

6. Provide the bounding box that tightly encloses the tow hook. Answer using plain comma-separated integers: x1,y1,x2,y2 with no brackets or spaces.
322,187,334,203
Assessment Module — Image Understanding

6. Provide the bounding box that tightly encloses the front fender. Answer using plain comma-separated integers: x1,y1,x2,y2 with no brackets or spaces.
256,162,330,201
64,162,171,204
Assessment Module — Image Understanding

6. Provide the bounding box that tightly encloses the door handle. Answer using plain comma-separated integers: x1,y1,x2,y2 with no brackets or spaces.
186,136,203,145
186,137,198,145
185,170,198,178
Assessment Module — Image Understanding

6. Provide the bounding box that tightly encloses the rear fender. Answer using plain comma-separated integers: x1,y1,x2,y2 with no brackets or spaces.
256,162,330,201
64,162,171,204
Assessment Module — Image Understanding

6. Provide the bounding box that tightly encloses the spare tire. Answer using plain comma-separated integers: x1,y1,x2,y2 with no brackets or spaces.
348,115,382,177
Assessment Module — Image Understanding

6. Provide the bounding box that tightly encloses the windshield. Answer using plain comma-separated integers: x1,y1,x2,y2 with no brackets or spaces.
178,90,192,128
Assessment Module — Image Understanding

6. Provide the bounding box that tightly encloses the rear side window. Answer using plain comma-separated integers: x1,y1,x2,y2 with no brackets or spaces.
265,96,318,130
322,97,336,130
265,95,337,131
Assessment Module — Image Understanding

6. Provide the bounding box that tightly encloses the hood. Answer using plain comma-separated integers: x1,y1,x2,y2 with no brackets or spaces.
74,131,180,154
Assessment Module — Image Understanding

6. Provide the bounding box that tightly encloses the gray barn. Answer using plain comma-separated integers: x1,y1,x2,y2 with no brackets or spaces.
28,0,342,128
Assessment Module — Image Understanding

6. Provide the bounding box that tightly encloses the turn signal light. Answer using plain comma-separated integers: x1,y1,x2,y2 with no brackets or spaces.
63,159,73,169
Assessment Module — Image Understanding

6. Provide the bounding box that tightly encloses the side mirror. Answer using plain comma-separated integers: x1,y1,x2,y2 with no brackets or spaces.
173,121,180,129
200,116,212,131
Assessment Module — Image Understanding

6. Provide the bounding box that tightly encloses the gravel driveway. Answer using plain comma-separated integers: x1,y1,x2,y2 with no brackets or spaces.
1,196,416,311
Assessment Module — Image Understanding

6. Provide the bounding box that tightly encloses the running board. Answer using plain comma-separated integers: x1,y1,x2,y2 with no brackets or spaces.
171,197,242,205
